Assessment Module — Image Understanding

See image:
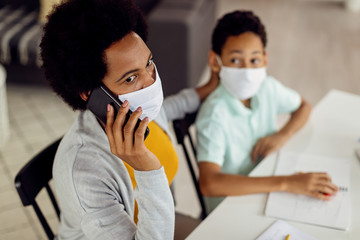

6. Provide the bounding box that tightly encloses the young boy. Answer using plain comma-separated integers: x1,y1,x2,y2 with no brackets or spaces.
195,10,338,213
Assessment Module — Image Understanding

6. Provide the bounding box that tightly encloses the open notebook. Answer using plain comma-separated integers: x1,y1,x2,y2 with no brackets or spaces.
265,151,351,230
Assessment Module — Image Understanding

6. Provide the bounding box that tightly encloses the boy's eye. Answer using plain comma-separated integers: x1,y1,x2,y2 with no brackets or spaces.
251,59,260,64
231,59,240,64
125,75,136,83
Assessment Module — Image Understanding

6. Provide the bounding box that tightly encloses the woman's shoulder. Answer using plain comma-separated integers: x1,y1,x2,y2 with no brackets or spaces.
54,111,125,180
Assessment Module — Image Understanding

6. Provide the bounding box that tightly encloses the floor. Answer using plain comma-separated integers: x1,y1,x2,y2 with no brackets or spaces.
0,0,359,239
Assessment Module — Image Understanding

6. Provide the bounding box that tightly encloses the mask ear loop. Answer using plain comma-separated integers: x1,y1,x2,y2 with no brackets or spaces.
216,55,223,67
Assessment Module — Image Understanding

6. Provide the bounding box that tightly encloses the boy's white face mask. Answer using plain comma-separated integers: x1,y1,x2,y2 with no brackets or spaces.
217,56,267,100
118,64,163,121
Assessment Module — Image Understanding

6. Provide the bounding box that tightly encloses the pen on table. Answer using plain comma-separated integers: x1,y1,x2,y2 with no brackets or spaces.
286,234,290,240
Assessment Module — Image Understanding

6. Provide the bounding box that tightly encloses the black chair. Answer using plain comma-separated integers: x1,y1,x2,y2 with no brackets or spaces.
14,138,62,240
173,111,207,220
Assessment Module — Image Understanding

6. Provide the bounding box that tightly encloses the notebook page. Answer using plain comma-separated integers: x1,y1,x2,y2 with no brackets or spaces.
265,151,351,230
256,220,317,240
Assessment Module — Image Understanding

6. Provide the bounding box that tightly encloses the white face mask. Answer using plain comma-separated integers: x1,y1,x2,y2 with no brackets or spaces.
118,64,163,121
217,56,267,100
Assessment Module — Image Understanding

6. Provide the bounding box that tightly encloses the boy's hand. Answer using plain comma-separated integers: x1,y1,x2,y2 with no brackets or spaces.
105,101,161,171
251,132,288,163
196,70,220,102
284,172,339,200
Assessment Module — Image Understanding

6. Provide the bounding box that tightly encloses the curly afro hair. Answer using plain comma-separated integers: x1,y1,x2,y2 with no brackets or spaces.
212,10,267,55
40,0,148,110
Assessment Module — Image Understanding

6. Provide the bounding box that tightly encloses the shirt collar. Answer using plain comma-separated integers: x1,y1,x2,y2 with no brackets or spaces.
218,83,260,116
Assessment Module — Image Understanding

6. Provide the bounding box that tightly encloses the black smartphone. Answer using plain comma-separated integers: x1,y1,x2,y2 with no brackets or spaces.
86,84,149,139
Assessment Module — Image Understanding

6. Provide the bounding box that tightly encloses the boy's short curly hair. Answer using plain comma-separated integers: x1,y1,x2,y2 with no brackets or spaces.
212,10,267,55
40,0,147,110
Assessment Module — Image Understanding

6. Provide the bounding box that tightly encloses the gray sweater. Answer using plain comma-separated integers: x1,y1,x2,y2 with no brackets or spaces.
53,89,200,240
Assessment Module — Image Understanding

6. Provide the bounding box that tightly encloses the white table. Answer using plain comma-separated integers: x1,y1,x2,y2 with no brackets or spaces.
187,90,360,240
345,0,360,12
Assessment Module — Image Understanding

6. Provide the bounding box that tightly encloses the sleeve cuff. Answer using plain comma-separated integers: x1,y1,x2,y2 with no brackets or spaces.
133,167,169,192
180,88,200,113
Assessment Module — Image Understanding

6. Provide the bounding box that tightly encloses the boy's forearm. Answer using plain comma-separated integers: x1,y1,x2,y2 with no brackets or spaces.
278,98,312,140
200,172,288,197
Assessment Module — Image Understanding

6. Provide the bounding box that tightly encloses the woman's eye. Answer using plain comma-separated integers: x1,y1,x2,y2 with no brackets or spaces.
251,59,260,64
125,75,136,83
146,58,154,67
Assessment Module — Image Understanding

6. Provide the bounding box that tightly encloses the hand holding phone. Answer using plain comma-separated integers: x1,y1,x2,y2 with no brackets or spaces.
105,102,161,171
86,84,149,139
86,85,159,170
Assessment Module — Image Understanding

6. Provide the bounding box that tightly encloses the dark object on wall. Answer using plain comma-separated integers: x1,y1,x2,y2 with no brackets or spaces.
147,0,216,96
135,0,162,15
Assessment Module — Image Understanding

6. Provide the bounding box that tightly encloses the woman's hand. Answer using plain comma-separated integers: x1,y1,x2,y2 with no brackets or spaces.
251,132,288,163
283,172,339,200
105,100,161,171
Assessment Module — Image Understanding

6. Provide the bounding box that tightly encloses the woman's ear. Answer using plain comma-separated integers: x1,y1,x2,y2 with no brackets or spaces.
208,50,221,73
80,90,91,102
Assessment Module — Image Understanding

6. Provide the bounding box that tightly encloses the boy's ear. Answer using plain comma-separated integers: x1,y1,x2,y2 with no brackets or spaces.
263,50,268,67
80,90,91,102
208,50,221,73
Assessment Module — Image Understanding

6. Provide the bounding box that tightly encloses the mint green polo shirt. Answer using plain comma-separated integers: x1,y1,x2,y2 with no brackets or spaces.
195,76,301,212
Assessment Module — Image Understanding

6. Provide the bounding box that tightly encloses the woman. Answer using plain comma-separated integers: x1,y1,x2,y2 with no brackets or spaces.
40,0,218,239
